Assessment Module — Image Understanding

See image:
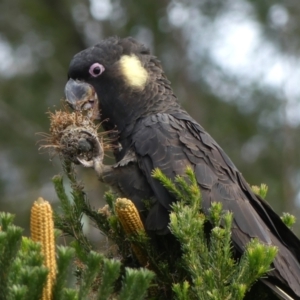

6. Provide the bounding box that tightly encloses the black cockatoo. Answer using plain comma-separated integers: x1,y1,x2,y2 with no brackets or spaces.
64,37,300,299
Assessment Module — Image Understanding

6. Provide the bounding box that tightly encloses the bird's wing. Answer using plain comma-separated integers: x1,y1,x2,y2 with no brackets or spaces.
133,113,270,243
132,112,300,297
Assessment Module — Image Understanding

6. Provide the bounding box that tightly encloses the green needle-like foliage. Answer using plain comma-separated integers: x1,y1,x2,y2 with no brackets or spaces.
281,212,296,229
251,184,268,199
153,167,278,300
2,162,297,300
53,173,92,253
62,289,79,300
0,210,155,300
0,213,24,299
9,285,28,300
97,258,121,300
78,251,103,299
53,246,76,300
172,281,190,300
118,268,155,300
0,214,48,300
51,159,156,299
251,183,297,229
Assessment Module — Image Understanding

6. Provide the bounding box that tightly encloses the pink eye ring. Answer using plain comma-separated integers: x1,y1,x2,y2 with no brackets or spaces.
89,63,105,77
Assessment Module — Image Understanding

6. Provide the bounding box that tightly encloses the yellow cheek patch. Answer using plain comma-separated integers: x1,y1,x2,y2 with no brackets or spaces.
119,55,148,90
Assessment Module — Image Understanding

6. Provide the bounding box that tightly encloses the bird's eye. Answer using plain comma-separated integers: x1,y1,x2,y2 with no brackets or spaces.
89,63,105,77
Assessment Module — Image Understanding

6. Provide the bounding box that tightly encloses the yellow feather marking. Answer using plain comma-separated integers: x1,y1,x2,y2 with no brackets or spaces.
119,55,148,89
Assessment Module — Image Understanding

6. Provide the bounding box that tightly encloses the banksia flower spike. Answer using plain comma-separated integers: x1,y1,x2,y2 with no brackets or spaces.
30,197,56,300
115,198,149,267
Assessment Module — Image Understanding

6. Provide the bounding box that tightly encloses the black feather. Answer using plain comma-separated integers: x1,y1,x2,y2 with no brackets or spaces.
67,37,300,299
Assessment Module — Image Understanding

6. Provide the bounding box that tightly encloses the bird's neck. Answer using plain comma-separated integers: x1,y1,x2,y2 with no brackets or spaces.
101,63,182,150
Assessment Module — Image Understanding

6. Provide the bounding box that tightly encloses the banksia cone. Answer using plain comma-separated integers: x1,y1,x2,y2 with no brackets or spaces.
115,198,149,267
30,197,56,300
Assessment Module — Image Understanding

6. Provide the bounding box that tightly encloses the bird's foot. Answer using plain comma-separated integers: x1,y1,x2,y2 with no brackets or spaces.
76,130,106,178
77,157,94,168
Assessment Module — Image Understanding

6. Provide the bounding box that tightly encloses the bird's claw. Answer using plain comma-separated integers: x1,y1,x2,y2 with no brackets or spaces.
80,130,96,138
77,157,94,168
76,130,105,174
80,130,103,155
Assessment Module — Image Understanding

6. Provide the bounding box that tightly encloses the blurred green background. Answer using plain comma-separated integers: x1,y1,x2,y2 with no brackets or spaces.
1,0,300,236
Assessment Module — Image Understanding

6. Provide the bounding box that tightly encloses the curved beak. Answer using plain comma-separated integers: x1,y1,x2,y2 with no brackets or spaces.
64,79,98,112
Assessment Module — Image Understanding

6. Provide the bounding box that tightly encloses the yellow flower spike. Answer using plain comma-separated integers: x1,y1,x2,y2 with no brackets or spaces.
30,197,56,300
115,198,149,267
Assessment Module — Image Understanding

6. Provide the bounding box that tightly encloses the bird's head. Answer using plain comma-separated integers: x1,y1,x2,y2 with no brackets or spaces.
65,36,176,135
